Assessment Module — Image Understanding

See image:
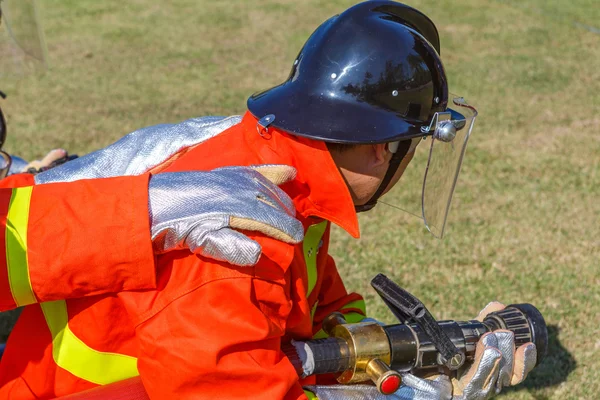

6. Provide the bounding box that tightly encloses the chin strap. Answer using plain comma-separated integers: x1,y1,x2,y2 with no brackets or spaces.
355,140,412,213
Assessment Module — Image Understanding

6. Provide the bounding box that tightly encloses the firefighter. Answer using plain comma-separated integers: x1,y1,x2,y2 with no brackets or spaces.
0,2,536,399
0,125,305,310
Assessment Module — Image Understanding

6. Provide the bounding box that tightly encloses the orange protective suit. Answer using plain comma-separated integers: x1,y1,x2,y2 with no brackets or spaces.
0,112,365,399
0,173,156,311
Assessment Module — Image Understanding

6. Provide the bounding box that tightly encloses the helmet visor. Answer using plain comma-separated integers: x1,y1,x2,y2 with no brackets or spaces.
378,95,477,238
421,96,477,238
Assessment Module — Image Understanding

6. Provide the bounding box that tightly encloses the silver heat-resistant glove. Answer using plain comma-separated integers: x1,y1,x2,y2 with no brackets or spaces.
397,302,537,400
449,302,537,400
395,329,536,400
149,165,303,266
304,375,452,400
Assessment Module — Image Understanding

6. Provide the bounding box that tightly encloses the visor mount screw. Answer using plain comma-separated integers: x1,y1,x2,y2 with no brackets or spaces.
392,90,399,97
330,73,337,79
434,96,440,104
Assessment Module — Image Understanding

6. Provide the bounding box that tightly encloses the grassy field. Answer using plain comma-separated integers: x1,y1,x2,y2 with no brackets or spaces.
1,0,598,398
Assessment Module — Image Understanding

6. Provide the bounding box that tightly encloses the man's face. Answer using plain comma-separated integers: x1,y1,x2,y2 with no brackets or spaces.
328,139,421,208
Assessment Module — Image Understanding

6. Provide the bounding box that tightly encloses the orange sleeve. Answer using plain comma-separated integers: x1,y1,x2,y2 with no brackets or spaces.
0,174,156,311
132,272,306,398
0,173,36,189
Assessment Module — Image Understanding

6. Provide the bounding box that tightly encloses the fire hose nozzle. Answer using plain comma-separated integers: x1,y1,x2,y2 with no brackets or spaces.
286,275,548,396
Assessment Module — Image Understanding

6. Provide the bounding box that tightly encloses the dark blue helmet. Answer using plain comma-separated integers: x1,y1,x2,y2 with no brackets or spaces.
247,1,448,144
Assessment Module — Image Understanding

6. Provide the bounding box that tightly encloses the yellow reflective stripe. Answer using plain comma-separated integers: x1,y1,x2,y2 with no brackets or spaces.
340,299,367,315
310,301,319,320
304,389,319,399
303,221,327,297
40,300,139,385
343,312,366,324
6,187,36,306
312,312,366,339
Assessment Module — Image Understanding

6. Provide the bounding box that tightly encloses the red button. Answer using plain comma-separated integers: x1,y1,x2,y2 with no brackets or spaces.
380,374,401,395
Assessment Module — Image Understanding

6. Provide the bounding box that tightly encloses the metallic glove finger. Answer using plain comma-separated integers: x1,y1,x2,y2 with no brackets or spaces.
228,174,303,242
401,373,452,399
152,216,230,254
246,196,302,238
190,227,262,267
457,333,503,399
205,166,296,216
228,166,297,215
510,343,537,386
459,349,502,399
488,330,515,393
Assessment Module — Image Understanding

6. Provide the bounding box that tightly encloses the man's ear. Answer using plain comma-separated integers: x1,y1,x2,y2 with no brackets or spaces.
371,143,389,167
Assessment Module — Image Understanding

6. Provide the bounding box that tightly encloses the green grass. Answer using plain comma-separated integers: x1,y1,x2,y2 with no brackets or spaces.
1,0,599,398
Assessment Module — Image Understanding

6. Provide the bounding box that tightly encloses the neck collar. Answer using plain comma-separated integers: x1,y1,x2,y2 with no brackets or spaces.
241,112,360,238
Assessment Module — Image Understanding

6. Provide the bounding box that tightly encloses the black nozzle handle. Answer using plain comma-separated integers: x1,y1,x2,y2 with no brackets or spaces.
371,274,465,369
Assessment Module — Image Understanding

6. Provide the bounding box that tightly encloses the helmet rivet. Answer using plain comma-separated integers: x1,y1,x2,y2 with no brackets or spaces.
331,73,337,79
434,96,440,104
392,90,399,97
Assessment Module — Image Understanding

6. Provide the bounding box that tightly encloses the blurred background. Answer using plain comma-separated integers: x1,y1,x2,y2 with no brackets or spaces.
0,0,598,398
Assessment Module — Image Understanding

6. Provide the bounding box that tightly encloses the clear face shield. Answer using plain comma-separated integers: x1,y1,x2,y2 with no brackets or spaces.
382,96,478,238
0,0,48,76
